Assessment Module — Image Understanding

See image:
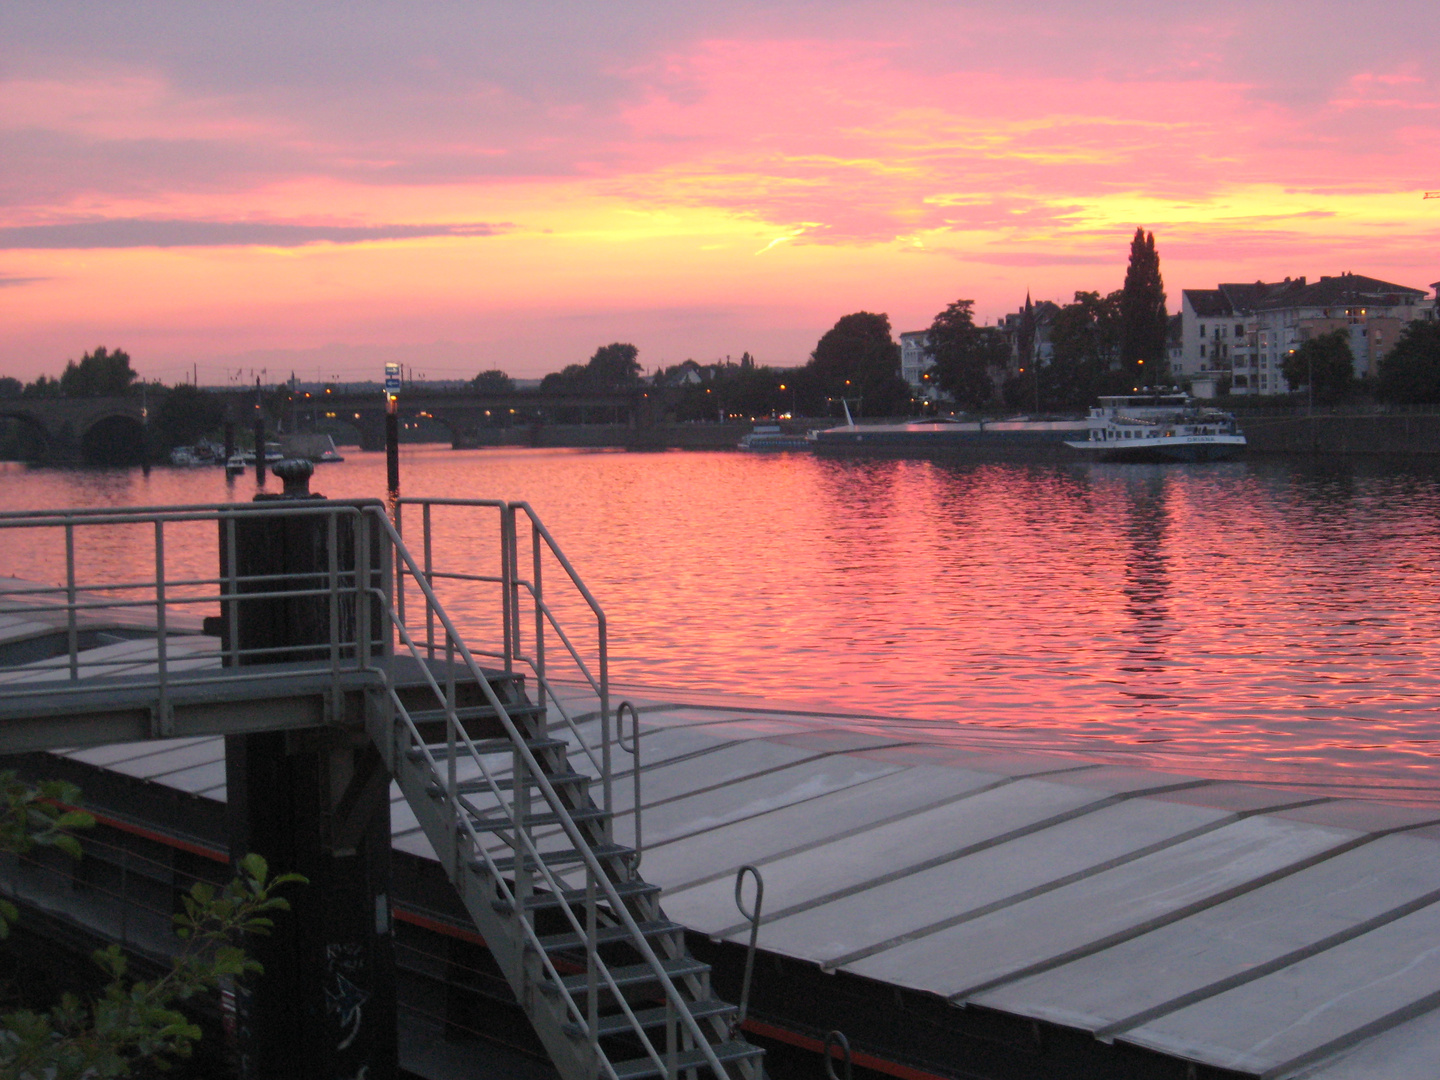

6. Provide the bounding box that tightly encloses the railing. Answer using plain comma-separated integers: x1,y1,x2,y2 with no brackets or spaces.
372,505,734,1080
394,498,617,823
0,497,734,1080
0,500,390,733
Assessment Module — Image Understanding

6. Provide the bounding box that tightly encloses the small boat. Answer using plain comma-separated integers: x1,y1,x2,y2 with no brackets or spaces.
169,446,203,467
1065,392,1246,463
738,424,810,451
224,443,285,472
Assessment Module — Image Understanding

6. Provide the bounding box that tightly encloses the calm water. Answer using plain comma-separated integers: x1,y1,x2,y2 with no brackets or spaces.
4,447,1440,803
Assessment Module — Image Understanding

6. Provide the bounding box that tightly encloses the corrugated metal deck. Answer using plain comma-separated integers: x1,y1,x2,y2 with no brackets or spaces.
32,678,1440,1080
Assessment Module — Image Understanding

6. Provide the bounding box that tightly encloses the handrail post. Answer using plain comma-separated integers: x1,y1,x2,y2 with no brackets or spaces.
328,510,341,713
154,520,168,735
531,517,545,706
599,610,610,827
824,1031,852,1080
500,504,514,673
617,701,641,867
65,523,77,682
423,501,435,660
733,865,764,1038
357,506,373,671
393,497,406,632
225,514,240,667
379,508,395,661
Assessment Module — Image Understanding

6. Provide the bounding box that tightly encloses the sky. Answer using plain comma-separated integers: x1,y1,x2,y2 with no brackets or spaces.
2,1,1438,385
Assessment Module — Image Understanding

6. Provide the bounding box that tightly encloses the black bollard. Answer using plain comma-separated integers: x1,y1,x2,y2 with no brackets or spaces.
254,417,266,485
384,404,399,495
221,461,397,1080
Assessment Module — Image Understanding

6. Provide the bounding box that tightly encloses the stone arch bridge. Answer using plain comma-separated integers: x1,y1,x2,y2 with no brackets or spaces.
6,387,665,464
296,387,656,450
0,396,150,465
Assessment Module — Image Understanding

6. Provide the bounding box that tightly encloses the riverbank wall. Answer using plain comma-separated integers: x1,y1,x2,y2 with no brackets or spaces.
445,412,1440,456
1240,412,1440,455
457,422,752,450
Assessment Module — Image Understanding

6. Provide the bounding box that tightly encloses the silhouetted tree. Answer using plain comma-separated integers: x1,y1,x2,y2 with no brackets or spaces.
60,346,138,397
1119,229,1169,380
151,384,225,450
471,369,515,393
1377,321,1440,404
0,377,20,398
807,312,908,416
1047,291,1124,408
1283,329,1355,404
586,343,641,388
22,375,60,398
924,299,1009,411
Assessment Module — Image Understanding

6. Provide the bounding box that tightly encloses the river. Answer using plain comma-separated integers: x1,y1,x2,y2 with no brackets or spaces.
4,447,1440,804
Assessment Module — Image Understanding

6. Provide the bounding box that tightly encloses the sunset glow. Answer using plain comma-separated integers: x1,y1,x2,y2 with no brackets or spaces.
2,2,1437,383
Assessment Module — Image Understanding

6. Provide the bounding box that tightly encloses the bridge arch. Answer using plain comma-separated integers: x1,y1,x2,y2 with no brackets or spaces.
0,408,51,462
81,412,148,466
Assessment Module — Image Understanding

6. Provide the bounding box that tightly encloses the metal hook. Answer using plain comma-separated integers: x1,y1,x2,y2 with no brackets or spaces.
824,1030,852,1080
616,700,642,875
733,864,764,1036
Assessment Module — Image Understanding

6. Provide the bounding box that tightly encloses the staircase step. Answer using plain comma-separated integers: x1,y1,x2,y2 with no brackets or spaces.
406,735,567,763
521,879,661,911
481,842,631,875
538,918,684,955
406,702,546,726
456,770,591,795
470,805,609,831
578,997,736,1039
559,956,710,996
611,1041,764,1080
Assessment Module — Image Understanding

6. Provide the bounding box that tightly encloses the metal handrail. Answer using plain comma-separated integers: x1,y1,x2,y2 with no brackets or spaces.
823,1032,852,1080
369,505,734,1080
734,865,764,1036
0,502,379,707
617,700,642,874
394,498,614,817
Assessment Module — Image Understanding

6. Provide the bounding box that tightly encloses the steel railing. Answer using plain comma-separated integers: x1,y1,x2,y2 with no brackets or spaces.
0,497,733,1079
0,501,388,734
394,498,620,826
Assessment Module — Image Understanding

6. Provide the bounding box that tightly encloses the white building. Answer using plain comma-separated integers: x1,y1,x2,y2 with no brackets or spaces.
1179,275,1436,395
899,331,930,392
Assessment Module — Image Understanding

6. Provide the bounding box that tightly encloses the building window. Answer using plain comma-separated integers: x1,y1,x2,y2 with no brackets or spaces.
1198,324,1205,337
1200,345,1206,358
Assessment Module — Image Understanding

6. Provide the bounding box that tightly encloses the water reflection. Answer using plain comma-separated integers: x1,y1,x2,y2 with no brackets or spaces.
3,451,1440,802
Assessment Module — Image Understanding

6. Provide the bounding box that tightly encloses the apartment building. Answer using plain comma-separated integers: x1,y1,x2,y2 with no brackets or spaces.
1179,274,1435,394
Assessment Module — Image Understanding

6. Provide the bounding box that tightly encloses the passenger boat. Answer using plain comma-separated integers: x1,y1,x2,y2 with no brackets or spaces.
738,424,811,451
1064,393,1246,463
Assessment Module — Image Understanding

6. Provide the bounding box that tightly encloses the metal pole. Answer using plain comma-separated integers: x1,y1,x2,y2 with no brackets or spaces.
385,393,400,494
65,524,77,681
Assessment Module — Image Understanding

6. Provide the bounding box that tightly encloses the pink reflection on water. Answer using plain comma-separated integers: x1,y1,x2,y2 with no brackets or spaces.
3,449,1440,802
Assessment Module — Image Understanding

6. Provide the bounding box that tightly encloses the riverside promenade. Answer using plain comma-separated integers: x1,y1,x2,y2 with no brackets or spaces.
28,673,1440,1080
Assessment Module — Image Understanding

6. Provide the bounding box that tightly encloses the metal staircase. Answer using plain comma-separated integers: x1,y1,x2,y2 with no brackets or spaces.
372,500,765,1080
0,496,764,1080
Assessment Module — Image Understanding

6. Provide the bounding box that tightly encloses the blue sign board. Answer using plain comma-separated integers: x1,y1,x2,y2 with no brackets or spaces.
384,363,401,392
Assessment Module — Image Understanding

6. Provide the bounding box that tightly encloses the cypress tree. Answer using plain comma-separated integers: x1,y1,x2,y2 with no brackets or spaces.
1119,228,1169,379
